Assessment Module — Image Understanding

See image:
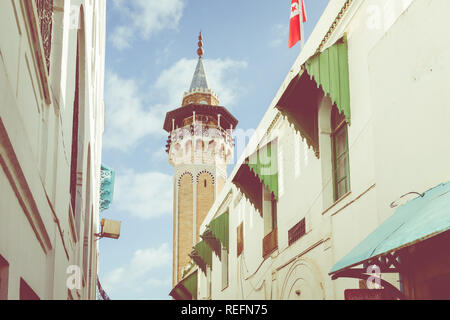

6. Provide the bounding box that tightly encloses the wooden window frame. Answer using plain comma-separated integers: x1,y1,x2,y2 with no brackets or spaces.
221,246,229,291
263,228,278,258
237,223,244,257
262,185,278,257
331,109,350,202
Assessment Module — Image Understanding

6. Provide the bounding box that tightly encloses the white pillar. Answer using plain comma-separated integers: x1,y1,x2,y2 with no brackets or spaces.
193,173,197,245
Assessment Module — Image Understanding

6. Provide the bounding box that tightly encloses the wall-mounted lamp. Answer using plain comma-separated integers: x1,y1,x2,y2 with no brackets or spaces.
390,191,425,208
95,218,121,240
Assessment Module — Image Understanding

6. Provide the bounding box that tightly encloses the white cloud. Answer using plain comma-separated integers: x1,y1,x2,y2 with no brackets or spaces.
110,0,185,50
109,26,133,50
103,72,164,151
104,58,248,152
270,24,289,48
103,243,172,299
130,245,171,276
114,169,173,220
204,59,249,107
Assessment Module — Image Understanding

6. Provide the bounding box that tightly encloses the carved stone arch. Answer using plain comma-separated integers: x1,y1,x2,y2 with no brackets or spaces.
177,172,193,187
196,170,215,185
280,258,325,300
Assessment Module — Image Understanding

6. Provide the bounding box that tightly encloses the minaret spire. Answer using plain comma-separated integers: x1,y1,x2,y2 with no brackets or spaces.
182,32,219,106
197,32,204,59
189,32,209,92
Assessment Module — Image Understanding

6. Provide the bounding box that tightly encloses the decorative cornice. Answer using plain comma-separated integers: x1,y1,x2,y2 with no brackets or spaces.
317,0,353,53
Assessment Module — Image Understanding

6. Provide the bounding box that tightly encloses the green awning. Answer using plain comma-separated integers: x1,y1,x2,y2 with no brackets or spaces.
232,163,263,214
330,182,450,275
246,141,278,200
305,37,351,123
275,37,351,158
169,271,197,300
182,271,198,300
208,212,229,251
201,230,222,260
276,70,321,158
190,240,212,275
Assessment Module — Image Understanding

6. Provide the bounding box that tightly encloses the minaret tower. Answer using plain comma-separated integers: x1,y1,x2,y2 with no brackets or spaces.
163,33,238,286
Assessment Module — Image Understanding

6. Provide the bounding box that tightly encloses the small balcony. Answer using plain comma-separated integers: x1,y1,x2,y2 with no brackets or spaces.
262,228,278,258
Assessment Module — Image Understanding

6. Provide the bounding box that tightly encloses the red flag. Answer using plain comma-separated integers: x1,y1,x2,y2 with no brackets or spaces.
289,0,307,48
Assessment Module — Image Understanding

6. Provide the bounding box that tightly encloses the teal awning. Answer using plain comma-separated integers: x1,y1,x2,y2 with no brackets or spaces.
330,182,450,275
100,164,115,212
208,212,229,251
305,37,351,124
246,141,278,200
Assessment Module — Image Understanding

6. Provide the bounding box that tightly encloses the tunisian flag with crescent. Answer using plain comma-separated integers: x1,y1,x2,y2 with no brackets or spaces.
289,0,307,48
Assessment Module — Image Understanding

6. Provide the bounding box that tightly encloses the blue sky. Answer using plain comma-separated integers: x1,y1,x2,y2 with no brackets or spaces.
99,0,330,300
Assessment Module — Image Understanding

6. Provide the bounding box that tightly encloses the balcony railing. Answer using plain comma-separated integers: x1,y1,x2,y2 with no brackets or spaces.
169,124,235,147
35,0,54,72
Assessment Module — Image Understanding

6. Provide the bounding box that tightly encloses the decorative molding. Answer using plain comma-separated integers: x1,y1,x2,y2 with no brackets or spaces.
34,0,53,73
0,118,52,254
266,112,282,137
318,0,353,53
21,0,52,105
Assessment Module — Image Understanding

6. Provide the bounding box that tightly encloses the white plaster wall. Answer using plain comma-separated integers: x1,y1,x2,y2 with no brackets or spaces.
0,0,106,300
369,0,450,221
198,0,443,300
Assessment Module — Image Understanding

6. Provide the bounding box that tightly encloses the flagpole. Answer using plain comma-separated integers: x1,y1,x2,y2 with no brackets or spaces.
300,2,305,51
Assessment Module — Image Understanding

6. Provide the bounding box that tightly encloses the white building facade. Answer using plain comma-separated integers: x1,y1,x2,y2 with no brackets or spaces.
191,0,450,300
0,0,106,300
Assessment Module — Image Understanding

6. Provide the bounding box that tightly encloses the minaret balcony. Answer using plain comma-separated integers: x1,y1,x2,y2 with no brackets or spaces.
169,123,235,148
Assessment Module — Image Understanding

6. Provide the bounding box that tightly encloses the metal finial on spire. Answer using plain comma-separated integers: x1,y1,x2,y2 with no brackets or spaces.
197,32,204,59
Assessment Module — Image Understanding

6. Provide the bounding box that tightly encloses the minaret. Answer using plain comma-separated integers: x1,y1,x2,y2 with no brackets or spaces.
163,33,238,286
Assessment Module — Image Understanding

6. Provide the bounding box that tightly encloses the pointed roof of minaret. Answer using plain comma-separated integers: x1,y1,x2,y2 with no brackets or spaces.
189,32,210,91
